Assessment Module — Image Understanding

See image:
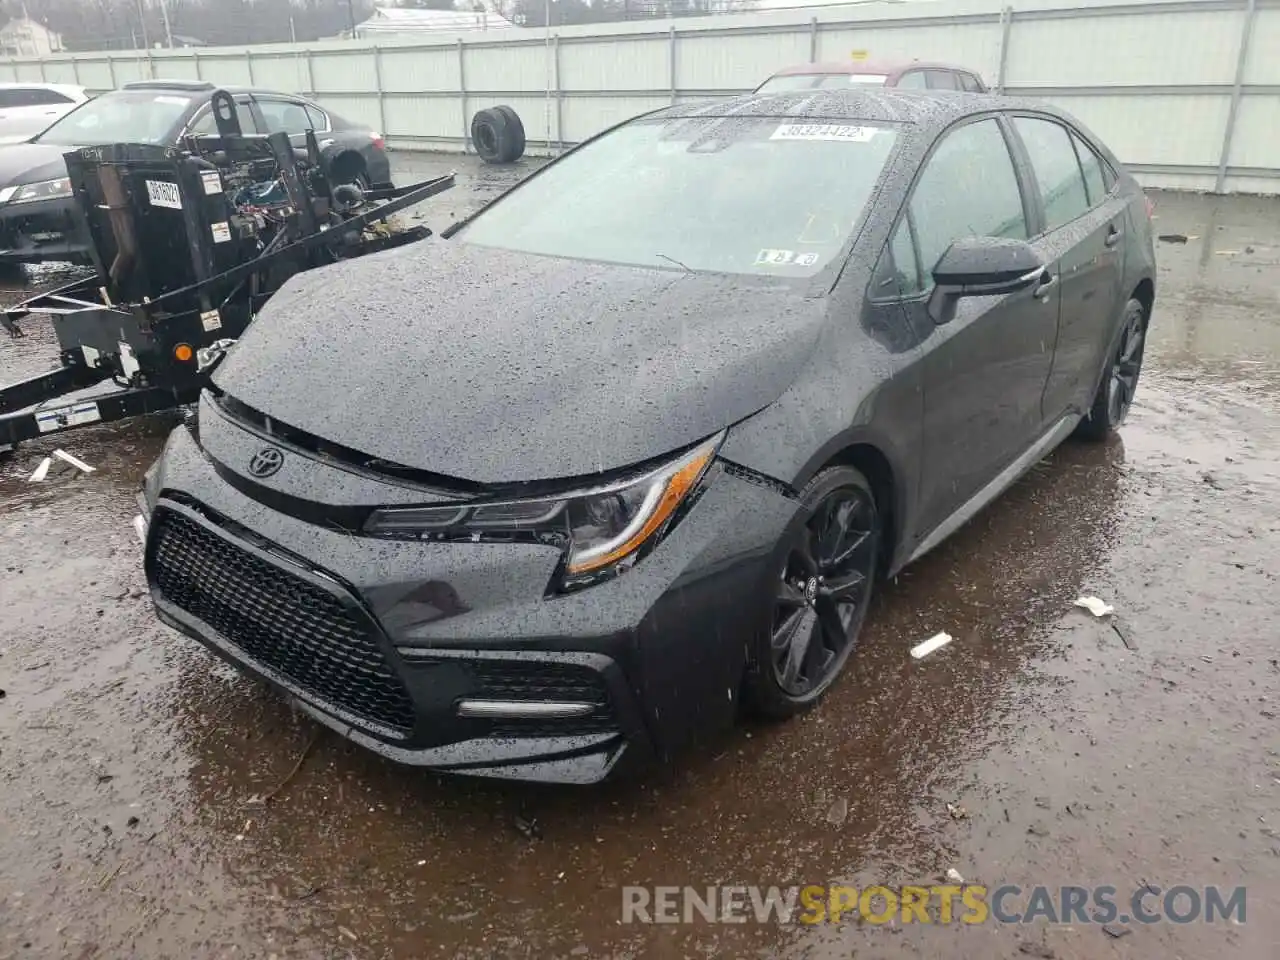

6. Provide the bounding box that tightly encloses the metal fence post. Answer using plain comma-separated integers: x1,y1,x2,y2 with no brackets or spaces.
304,48,315,98
996,6,1013,94
553,35,563,152
71,56,81,86
38,58,47,81
106,54,117,89
192,50,201,80
809,16,818,61
669,26,677,105
372,45,388,137
458,39,468,153
1216,0,1258,194
245,49,255,85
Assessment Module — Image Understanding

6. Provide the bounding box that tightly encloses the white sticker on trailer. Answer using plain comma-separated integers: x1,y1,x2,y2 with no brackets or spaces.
770,123,879,143
145,179,182,209
200,170,223,195
210,222,231,244
36,401,101,433
200,309,222,331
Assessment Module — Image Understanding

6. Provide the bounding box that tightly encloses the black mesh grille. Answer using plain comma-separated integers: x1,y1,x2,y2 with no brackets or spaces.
150,507,416,734
467,660,618,737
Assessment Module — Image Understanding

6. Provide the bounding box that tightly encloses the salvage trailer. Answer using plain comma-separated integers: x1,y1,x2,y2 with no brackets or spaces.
0,89,454,456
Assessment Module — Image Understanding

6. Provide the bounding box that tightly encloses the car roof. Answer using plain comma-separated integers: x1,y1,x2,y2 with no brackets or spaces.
119,79,315,99
769,60,979,78
649,88,999,129
0,81,87,96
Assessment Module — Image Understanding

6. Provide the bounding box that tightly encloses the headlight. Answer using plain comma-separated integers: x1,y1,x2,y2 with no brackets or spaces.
364,432,723,590
0,177,73,205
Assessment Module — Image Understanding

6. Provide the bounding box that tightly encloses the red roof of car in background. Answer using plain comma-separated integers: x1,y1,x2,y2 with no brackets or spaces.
768,61,975,79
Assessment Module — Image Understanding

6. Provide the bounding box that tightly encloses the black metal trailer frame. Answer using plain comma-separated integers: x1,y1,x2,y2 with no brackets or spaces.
1,90,454,455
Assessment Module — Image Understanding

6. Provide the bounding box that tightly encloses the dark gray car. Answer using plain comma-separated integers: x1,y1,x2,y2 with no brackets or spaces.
0,80,391,266
137,90,1156,783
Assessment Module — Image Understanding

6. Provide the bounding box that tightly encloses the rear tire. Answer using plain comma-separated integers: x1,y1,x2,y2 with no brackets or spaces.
1075,297,1147,441
742,466,880,720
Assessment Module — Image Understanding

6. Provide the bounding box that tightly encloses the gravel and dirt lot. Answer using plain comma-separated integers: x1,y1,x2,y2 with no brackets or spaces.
1,154,1277,959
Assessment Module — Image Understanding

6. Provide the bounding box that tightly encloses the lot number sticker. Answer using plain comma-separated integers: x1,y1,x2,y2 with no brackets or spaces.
756,248,795,265
770,124,878,143
145,179,182,210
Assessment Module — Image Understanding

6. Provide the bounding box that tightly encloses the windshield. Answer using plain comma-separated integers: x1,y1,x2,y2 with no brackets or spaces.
757,73,889,92
34,89,194,146
459,115,898,278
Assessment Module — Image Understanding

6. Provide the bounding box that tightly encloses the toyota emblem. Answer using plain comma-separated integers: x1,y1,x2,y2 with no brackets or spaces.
248,446,284,478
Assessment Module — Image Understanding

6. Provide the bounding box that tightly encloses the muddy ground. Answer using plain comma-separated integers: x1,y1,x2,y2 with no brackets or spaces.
1,155,1277,960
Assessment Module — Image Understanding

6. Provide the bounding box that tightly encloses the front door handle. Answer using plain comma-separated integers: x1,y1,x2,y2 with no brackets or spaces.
1105,225,1124,247
1033,272,1058,301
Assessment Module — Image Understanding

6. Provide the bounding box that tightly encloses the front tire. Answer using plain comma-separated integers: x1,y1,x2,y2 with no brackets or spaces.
1075,297,1147,441
742,465,880,720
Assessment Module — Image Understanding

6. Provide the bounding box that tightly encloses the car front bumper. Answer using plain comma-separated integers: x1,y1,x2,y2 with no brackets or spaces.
139,422,799,784
0,193,90,265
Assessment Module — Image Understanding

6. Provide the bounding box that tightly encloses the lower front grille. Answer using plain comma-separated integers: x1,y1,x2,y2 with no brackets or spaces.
466,659,618,738
149,506,416,734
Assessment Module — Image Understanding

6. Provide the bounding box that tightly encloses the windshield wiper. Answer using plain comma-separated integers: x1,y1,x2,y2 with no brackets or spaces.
655,253,692,273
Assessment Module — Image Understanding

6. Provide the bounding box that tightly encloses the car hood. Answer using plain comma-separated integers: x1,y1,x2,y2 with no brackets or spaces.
0,142,71,188
213,240,828,485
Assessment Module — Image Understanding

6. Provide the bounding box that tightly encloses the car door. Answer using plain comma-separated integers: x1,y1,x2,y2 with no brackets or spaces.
1007,115,1126,421
882,116,1058,538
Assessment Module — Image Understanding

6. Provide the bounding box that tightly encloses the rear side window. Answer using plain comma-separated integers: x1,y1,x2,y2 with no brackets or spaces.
257,98,316,136
1071,131,1110,205
895,71,927,90
1013,116,1091,232
909,118,1028,278
926,71,959,90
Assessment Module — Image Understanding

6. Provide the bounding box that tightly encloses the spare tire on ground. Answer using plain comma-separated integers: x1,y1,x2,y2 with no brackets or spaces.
471,105,526,164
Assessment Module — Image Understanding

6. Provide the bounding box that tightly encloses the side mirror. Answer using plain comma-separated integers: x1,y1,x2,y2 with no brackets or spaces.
927,237,1044,325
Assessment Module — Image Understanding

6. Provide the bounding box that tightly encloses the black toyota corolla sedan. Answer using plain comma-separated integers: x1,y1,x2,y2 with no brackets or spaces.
137,89,1156,783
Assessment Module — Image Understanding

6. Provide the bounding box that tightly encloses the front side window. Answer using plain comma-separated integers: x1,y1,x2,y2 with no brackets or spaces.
460,115,899,279
926,71,959,90
35,89,194,145
1013,116,1091,232
872,217,923,299
909,118,1028,279
895,71,928,90
960,73,984,93
187,99,257,137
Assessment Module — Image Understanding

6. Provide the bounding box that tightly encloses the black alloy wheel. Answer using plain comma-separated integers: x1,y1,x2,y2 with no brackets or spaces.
1108,304,1146,426
744,465,880,718
1076,297,1147,441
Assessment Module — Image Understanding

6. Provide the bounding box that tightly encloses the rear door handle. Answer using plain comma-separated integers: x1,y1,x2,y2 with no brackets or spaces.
1034,272,1058,301
1105,225,1124,247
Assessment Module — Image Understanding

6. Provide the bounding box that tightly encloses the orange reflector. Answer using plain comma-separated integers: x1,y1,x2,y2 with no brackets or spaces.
174,343,194,362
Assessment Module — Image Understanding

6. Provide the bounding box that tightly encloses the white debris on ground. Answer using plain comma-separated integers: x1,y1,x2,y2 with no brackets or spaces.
910,632,955,660
1073,596,1114,618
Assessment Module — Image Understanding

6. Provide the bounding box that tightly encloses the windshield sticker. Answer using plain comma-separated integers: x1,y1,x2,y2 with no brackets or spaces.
154,95,191,106
145,179,182,210
770,123,879,143
794,252,820,266
756,248,795,265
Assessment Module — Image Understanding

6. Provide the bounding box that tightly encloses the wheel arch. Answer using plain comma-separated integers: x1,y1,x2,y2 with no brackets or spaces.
806,440,902,579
